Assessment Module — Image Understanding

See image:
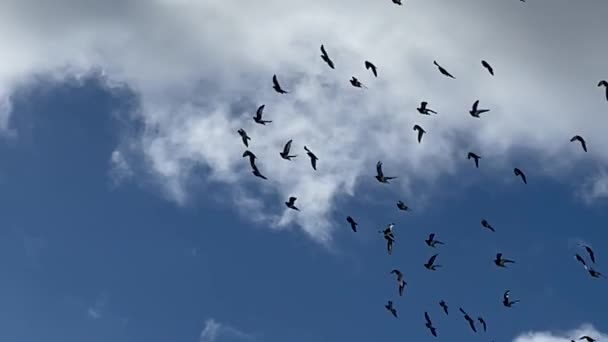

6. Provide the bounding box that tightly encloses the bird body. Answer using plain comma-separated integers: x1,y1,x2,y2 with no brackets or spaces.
280,139,297,160
425,233,444,248
424,253,441,270
285,196,300,211
375,161,397,183
320,44,335,69
350,76,366,88
396,200,409,211
272,74,289,94
253,104,272,125
346,216,358,232
417,101,437,115
570,135,588,152
481,219,495,232
598,80,608,101
514,168,527,184
481,60,494,75
467,152,481,168
503,290,520,307
495,253,515,267
469,100,490,117
237,128,251,147
385,301,398,318
413,124,426,143
433,60,455,79
304,146,318,170
439,300,449,315
365,60,378,77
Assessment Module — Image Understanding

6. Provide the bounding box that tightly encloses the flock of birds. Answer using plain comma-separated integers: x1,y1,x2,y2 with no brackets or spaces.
234,1,608,340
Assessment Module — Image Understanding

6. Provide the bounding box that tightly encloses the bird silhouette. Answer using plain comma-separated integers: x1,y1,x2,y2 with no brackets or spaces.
514,168,527,184
392,0,403,5
481,219,495,232
346,216,358,232
320,44,335,69
425,233,444,248
365,60,378,77
478,317,487,332
481,60,494,75
253,104,272,125
243,150,268,180
439,300,449,315
579,336,597,342
376,161,397,183
385,301,398,318
570,135,588,152
424,312,438,337
424,254,441,270
433,60,455,79
304,146,318,170
502,290,520,307
350,76,366,88
598,80,608,101
417,101,437,115
380,223,396,255
237,129,251,147
272,74,289,94
459,308,477,333
469,100,490,118
280,139,297,160
390,269,407,296
579,244,596,263
495,253,515,267
413,124,426,143
467,152,481,168
285,197,299,211
396,200,410,211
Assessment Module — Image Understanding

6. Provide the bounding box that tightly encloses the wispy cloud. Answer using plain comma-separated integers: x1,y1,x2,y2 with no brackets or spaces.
579,170,608,204
87,292,109,320
108,149,133,186
199,319,253,342
513,324,606,342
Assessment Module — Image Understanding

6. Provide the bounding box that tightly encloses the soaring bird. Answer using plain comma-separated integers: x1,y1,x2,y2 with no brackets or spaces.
390,269,407,296
481,219,495,232
502,290,520,307
478,317,487,332
424,254,441,270
598,80,608,101
396,200,410,211
375,161,397,183
385,301,398,318
459,308,477,333
433,60,455,79
280,139,297,160
285,197,300,211
514,168,527,184
495,253,515,267
579,244,596,263
381,223,396,255
253,104,272,125
570,135,588,152
237,129,251,147
579,336,597,342
439,300,449,315
320,44,335,69
346,216,358,232
392,0,403,5
350,76,366,88
304,146,318,170
424,312,438,337
425,233,444,248
365,60,378,77
272,74,289,94
413,124,426,143
467,152,481,168
417,101,437,115
469,100,490,118
481,60,494,75
243,151,268,180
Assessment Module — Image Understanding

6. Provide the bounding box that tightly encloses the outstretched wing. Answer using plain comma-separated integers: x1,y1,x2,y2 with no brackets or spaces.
273,75,280,88
376,161,384,177
283,139,293,154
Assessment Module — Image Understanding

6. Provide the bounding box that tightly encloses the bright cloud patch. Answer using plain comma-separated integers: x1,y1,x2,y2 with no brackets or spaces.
199,319,253,342
514,324,606,342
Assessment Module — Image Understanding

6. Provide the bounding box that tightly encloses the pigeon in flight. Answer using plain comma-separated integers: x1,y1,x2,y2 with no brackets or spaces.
467,152,481,168
424,254,441,270
469,100,490,118
237,129,251,147
375,161,397,183
598,80,608,101
392,0,403,5
272,74,289,94
514,168,527,184
380,223,396,255
425,233,444,248
285,197,300,211
350,76,366,88
575,254,604,278
439,300,449,315
280,139,297,160
424,312,438,337
413,124,426,143
304,146,318,170
481,219,495,232
459,308,477,333
320,44,335,69
390,269,407,296
253,105,272,125
433,60,455,79
478,317,487,332
570,135,588,152
365,60,378,77
385,301,398,318
495,253,515,267
502,290,520,307
346,216,358,232
481,60,494,76
579,244,596,263
396,200,410,211
417,101,437,115
243,150,268,180
579,336,597,342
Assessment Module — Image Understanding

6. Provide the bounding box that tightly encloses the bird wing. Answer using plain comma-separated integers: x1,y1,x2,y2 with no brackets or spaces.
376,161,384,177
575,253,588,267
428,254,438,264
425,312,431,323
365,61,372,70
256,104,265,118
320,44,327,56
497,253,503,259
283,139,293,154
472,100,479,111
584,246,596,263
288,196,296,204
429,233,435,240
273,75,281,89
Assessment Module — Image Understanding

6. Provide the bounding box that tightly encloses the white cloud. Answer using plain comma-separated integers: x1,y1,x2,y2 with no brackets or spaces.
87,292,109,320
579,170,608,204
0,0,608,243
109,149,133,186
199,319,253,342
514,324,607,342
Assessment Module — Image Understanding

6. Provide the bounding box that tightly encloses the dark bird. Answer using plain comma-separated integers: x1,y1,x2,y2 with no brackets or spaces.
243,150,268,180
576,255,604,278
385,301,397,318
251,164,267,180
396,200,410,211
280,139,297,160
481,60,494,76
424,254,441,270
514,168,527,184
285,197,299,211
598,80,608,101
439,300,449,315
365,60,378,77
320,44,335,69
350,76,366,88
495,253,515,267
413,124,426,143
425,233,444,248
502,290,520,307
346,216,358,232
392,0,403,5
237,128,251,147
459,308,477,333
253,104,272,125
580,336,597,342
478,317,487,332
424,312,438,337
469,100,490,118
304,146,318,170
390,269,407,296
417,101,437,115
375,161,397,183
381,223,396,255
272,74,289,94
570,135,588,152
579,244,596,263
467,152,481,168
433,60,455,79
481,219,495,232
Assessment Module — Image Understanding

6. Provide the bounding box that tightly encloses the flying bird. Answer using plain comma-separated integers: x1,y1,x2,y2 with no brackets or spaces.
424,254,441,270
425,233,444,248
424,312,438,337
396,200,410,211
280,139,297,160
570,135,588,152
481,60,494,75
579,336,597,342
285,197,300,211
598,80,608,101
243,150,268,180
350,76,366,88
469,100,490,118
439,300,449,315
514,168,527,184
502,290,520,307
390,269,407,296
365,60,378,77
346,216,358,232
417,101,437,115
237,128,251,147
304,146,318,170
481,219,495,232
385,301,398,318
381,223,396,255
320,44,335,69
375,161,397,183
253,104,272,125
272,74,289,94
576,254,604,278
478,317,487,332
459,308,477,333
467,152,481,168
495,253,515,267
392,0,403,5
433,60,455,79
413,124,426,143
